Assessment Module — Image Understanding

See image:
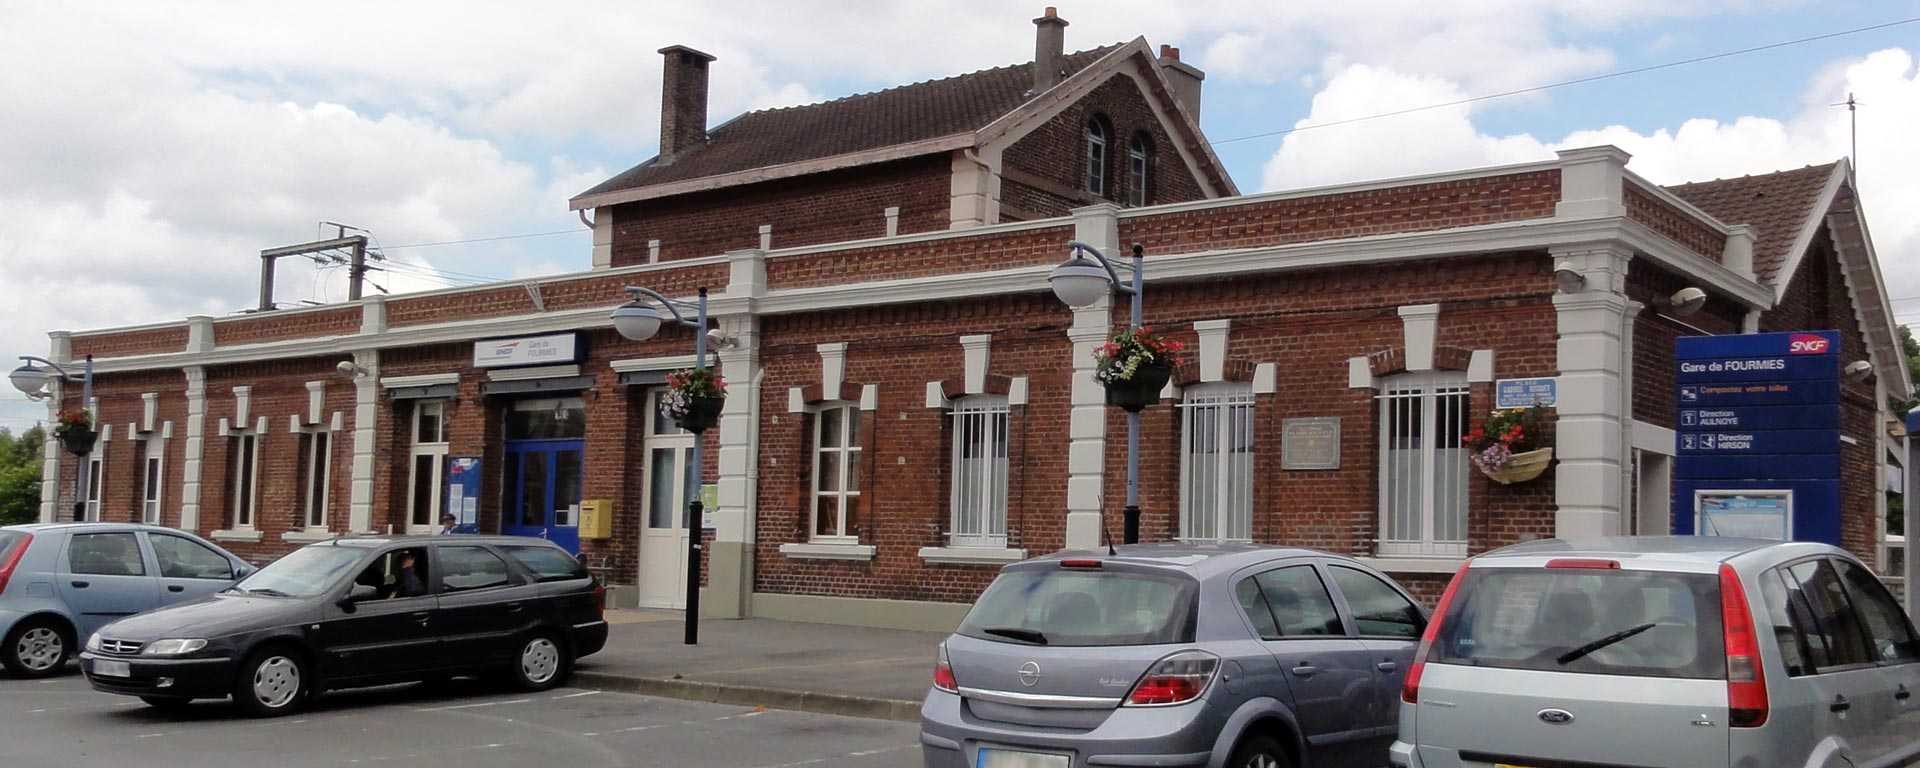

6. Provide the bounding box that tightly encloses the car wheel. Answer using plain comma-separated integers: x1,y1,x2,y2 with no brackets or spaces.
1229,735,1292,768
139,696,193,711
3,618,72,678
231,648,307,717
508,631,569,692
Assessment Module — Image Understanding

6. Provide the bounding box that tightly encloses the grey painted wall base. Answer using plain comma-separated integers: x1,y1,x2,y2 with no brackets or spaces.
750,591,970,633
706,541,753,619
604,584,641,609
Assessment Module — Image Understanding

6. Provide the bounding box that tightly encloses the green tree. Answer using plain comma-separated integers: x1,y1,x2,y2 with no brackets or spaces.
0,426,45,525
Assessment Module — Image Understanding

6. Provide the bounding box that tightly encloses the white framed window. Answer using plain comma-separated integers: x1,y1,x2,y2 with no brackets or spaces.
1376,372,1469,557
948,396,1010,547
1127,133,1150,207
809,403,862,541
140,439,164,525
407,400,449,532
1085,117,1109,195
303,430,332,530
84,452,105,522
1180,384,1255,542
228,433,260,529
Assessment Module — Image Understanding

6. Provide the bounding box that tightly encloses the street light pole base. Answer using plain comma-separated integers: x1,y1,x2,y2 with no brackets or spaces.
1123,504,1140,545
685,499,703,645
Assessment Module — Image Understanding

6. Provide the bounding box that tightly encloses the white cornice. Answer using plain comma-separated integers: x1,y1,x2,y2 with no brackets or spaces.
610,355,700,374
380,373,459,389
1613,220,1774,309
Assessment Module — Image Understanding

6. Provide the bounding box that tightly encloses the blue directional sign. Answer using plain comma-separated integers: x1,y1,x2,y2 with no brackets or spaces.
1673,331,1841,545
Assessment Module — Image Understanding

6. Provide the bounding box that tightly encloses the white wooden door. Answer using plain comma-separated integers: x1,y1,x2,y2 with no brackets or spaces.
637,390,693,609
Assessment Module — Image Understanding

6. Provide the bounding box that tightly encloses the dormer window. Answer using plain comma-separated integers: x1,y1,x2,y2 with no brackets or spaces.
1086,116,1110,196
1127,133,1152,207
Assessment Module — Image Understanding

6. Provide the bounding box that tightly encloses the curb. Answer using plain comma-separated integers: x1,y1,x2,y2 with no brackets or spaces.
571,672,923,723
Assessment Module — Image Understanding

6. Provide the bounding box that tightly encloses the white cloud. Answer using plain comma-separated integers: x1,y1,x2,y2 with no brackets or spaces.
1262,48,1920,318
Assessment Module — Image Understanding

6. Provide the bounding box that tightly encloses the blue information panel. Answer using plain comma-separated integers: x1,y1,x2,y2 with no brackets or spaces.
446,456,482,533
1495,377,1558,409
1673,331,1841,545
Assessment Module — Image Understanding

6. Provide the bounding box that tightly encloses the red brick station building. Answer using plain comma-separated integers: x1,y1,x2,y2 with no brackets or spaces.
35,12,1909,626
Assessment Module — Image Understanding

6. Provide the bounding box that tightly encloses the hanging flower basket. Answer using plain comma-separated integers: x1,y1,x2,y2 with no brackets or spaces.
53,408,97,456
1464,403,1552,484
1094,327,1184,414
660,368,726,433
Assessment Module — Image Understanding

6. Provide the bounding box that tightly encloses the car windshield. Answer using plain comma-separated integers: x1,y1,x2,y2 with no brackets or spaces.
957,566,1197,647
232,546,365,598
1432,566,1725,680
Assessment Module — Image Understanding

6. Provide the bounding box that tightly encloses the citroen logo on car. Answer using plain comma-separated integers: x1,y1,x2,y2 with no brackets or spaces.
1537,708,1574,724
1017,661,1041,688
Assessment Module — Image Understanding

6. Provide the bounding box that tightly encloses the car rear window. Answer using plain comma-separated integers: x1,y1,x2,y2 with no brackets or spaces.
500,545,589,582
1432,567,1725,680
957,566,1197,647
0,531,25,561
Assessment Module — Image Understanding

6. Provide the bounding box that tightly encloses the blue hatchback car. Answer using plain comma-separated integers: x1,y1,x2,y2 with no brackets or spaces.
0,523,253,677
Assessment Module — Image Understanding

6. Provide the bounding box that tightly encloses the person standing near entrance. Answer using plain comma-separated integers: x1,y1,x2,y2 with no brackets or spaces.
438,513,457,535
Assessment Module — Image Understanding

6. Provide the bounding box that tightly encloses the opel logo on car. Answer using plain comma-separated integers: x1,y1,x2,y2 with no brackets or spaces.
1537,708,1575,725
1017,661,1041,688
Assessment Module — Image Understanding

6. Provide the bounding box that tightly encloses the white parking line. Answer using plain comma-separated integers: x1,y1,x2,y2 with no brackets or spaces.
549,690,600,700
415,697,532,712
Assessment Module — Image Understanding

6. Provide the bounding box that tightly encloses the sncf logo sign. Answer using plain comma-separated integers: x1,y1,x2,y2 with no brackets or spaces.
1788,334,1831,355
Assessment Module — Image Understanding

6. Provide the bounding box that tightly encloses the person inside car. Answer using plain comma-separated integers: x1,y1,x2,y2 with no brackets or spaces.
395,550,427,598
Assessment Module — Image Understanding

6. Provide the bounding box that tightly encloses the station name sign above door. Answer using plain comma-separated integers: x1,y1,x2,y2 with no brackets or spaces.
473,332,582,369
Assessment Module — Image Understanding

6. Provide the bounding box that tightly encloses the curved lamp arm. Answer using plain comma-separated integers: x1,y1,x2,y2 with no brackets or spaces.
18,355,83,382
622,286,703,329
1065,241,1139,296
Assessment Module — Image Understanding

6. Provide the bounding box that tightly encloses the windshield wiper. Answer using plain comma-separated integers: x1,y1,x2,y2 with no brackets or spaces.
1556,622,1657,665
243,588,294,598
981,627,1048,645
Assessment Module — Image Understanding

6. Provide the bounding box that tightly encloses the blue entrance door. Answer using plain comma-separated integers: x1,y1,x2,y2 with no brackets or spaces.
502,440,584,554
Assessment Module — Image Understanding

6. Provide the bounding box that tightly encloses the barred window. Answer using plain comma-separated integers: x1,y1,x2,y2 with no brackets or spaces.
1377,373,1469,557
1180,384,1255,542
948,396,1010,547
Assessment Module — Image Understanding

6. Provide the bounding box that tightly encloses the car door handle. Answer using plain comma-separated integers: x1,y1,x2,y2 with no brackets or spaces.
1896,685,1911,702
1376,661,1398,673
1830,695,1851,713
1291,664,1319,678
70,580,89,589
167,585,185,593
505,602,524,613
411,611,432,626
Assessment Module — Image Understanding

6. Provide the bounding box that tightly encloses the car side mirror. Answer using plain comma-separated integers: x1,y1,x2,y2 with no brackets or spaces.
340,583,379,608
233,565,257,580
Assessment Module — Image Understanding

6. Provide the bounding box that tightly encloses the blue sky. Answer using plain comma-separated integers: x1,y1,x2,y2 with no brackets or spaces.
1,1,1917,431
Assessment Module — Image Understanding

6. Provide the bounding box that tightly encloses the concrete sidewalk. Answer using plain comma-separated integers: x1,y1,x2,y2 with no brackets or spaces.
570,610,946,722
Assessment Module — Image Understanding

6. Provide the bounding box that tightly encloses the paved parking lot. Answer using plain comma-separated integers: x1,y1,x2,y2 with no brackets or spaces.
0,672,922,768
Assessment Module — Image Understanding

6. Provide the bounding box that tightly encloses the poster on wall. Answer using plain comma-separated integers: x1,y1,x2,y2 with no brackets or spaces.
1672,331,1840,545
447,457,482,533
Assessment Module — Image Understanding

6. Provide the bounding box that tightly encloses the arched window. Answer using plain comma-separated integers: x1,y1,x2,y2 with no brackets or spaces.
1127,133,1152,206
1085,116,1109,196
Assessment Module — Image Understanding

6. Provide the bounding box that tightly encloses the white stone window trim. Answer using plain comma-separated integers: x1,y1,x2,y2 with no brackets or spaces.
285,415,341,539
405,399,451,535
918,546,1028,566
947,395,1011,549
1375,371,1471,559
1178,382,1256,543
805,401,863,544
778,541,877,561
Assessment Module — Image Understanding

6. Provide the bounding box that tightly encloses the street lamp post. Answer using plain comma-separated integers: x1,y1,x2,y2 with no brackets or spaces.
610,286,711,645
11,355,94,522
1048,242,1147,544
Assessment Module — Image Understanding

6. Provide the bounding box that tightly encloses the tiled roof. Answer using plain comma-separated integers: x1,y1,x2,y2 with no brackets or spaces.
1665,162,1840,285
579,45,1123,199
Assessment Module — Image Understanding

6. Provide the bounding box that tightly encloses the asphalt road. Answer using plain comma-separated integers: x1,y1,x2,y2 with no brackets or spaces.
0,670,924,768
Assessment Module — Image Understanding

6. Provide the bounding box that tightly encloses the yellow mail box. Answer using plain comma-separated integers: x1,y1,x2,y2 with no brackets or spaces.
579,499,613,539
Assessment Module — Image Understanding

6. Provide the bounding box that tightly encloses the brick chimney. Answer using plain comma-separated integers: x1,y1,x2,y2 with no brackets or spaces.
1157,45,1205,118
1032,7,1068,92
657,45,716,163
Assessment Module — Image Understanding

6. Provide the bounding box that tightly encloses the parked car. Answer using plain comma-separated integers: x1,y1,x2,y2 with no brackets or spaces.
1391,536,1920,768
920,543,1428,768
0,523,254,678
77,535,608,717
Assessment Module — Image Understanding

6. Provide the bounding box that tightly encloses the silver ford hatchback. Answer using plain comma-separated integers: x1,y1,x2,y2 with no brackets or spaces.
921,544,1428,768
1391,537,1920,768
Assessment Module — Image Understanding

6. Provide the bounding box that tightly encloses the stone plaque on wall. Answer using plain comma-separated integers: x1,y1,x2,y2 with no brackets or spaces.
1282,417,1341,470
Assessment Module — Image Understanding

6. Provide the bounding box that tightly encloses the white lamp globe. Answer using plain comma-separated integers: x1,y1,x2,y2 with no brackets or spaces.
1049,260,1113,308
9,364,48,397
610,302,666,342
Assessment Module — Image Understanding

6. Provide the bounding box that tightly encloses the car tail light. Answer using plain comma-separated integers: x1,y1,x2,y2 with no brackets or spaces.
1546,558,1620,570
1720,564,1768,727
592,581,607,613
1124,650,1219,706
1403,560,1470,704
1060,559,1103,568
0,533,31,596
932,642,958,693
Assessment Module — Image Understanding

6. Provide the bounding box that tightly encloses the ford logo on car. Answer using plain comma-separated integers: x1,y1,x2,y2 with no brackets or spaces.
1017,661,1041,687
1537,708,1575,724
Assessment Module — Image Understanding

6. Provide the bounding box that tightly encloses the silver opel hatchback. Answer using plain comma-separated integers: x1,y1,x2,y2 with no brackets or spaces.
921,543,1428,768
1391,537,1920,768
